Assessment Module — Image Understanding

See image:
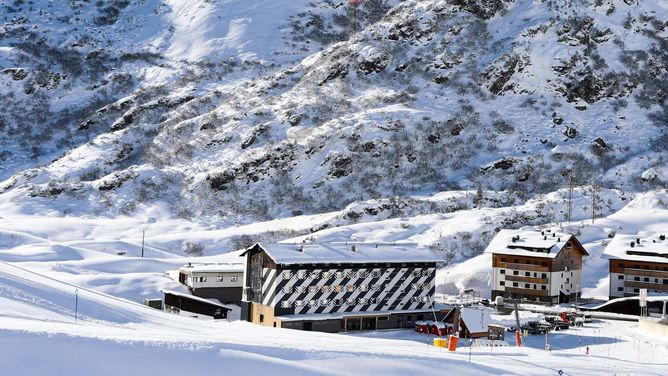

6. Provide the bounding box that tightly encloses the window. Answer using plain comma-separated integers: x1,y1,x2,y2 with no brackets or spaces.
321,285,330,293
411,296,420,303
406,315,412,322
334,285,343,292
412,270,421,277
618,275,624,280
513,282,518,287
359,285,368,292
282,271,293,279
230,276,238,282
335,271,344,279
513,271,519,275
422,283,430,289
216,276,224,282
500,281,505,286
280,301,292,308
321,299,330,306
371,284,381,291
297,271,306,279
417,314,424,321
663,279,668,285
533,273,538,277
634,276,640,281
525,283,530,288
310,271,320,279
525,272,531,277
566,278,570,283
533,284,537,289
332,299,341,306
308,299,317,307
422,270,431,277
346,285,355,292
308,286,318,293
541,285,547,290
570,271,573,276
282,286,293,294
359,271,369,278
295,300,304,307
346,271,356,278
421,296,430,303
634,288,639,293
346,298,356,305
369,297,378,304
411,283,419,290
358,298,368,305
561,273,563,277
260,314,264,323
322,271,331,279
542,273,547,279
371,270,382,278
644,277,650,282
500,269,506,275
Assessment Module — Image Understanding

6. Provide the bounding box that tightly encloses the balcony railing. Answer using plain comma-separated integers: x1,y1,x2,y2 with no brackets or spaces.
504,286,549,297
624,281,668,292
623,268,668,279
505,275,549,284
500,263,549,272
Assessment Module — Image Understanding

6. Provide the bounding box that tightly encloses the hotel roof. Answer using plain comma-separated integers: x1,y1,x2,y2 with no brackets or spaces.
241,242,443,265
602,232,668,263
483,228,584,259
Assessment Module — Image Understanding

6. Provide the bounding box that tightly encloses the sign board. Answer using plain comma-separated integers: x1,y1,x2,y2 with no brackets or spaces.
639,288,647,308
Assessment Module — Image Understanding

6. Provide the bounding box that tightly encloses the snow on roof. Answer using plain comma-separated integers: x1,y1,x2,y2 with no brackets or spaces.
161,289,234,311
178,263,244,273
459,307,495,334
247,242,443,265
483,228,574,259
602,232,668,263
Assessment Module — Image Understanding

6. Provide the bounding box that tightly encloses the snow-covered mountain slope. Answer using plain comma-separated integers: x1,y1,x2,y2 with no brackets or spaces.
0,0,390,180
1,0,667,223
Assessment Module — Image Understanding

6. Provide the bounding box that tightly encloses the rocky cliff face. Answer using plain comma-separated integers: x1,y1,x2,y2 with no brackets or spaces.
1,0,666,223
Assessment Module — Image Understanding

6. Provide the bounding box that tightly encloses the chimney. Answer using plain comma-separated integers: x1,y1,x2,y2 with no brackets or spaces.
544,235,547,240
298,244,303,252
660,235,666,241
636,238,640,245
558,237,560,242
541,231,545,236
350,245,357,252
630,241,635,248
553,233,556,237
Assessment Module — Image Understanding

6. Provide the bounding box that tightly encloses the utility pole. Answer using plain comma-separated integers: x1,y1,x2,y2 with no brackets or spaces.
567,172,573,223
591,184,598,224
74,289,79,324
141,230,145,258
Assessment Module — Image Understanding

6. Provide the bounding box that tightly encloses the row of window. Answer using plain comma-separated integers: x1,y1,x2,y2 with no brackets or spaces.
191,276,238,283
619,275,668,284
282,269,431,280
501,281,548,290
281,295,431,308
500,269,548,278
281,282,431,294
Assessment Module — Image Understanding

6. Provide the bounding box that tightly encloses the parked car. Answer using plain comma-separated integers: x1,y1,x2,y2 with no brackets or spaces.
522,321,551,335
545,316,569,331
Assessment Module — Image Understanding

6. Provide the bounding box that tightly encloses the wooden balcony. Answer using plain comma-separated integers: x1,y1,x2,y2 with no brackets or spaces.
504,287,549,297
624,281,668,292
623,268,668,279
505,275,549,284
500,263,549,272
